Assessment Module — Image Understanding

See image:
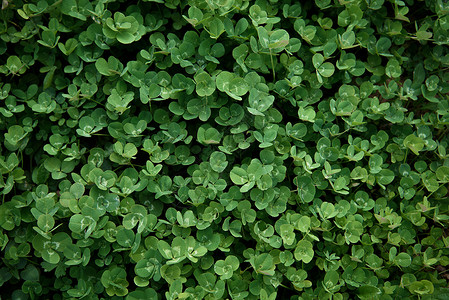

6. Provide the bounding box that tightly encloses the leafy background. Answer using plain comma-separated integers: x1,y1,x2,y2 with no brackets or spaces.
1,0,449,299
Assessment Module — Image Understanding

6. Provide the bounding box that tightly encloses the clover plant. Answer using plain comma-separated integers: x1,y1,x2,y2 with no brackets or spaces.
1,0,449,299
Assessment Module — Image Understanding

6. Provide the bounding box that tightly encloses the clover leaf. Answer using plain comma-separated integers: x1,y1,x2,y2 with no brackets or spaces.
214,255,239,280
194,72,215,97
103,12,143,44
101,267,129,296
294,240,314,263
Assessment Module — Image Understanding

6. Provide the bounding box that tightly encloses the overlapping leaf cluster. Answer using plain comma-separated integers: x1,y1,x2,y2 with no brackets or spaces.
1,0,449,299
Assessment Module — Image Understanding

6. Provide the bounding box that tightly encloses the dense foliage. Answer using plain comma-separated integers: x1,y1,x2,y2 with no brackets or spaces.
1,0,449,299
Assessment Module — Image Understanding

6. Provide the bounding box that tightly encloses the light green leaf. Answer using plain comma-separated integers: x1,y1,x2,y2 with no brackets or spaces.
294,240,314,263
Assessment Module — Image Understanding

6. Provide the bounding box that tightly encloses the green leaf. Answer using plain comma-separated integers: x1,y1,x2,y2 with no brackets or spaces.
296,176,315,203
210,151,228,173
280,224,295,245
208,18,225,39
436,166,449,182
95,58,112,76
318,62,335,77
268,29,289,52
408,280,434,295
257,26,269,48
249,5,268,26
294,240,314,263
394,252,411,267
214,255,239,280
230,167,248,185
386,59,402,78
194,72,216,97
117,31,135,44
312,53,324,68
295,216,310,233
116,227,135,248
184,6,203,26
61,0,86,20
197,126,222,145
37,214,54,232
404,134,425,155
252,253,275,276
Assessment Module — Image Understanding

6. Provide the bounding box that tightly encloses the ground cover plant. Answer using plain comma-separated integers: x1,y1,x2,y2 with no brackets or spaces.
1,0,449,299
